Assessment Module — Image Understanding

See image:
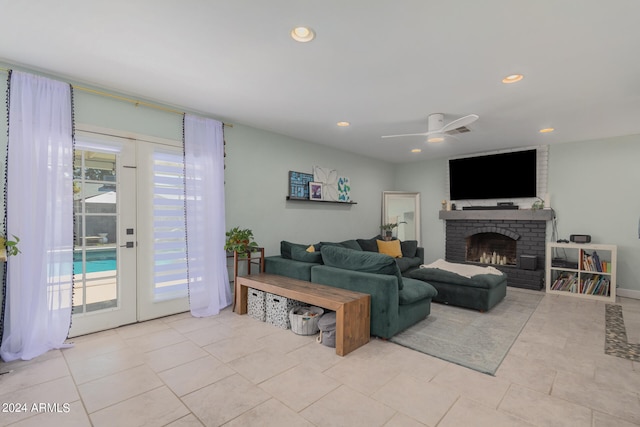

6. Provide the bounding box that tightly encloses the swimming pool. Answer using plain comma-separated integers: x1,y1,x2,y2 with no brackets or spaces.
74,248,117,274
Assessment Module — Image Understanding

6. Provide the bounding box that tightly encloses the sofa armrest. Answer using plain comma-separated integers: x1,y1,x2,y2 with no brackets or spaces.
310,265,399,339
416,247,424,265
264,256,318,282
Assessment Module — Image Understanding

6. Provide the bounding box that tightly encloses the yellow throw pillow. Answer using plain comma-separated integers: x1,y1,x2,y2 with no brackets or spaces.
306,245,316,253
377,240,403,258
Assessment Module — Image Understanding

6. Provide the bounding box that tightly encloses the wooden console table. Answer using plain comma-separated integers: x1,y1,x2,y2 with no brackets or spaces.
235,273,370,356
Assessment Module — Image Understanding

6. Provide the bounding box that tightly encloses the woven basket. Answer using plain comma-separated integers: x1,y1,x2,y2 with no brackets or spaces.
289,306,324,335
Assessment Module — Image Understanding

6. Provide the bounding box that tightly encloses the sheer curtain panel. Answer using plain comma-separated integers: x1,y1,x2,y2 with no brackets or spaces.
0,71,74,361
183,114,232,317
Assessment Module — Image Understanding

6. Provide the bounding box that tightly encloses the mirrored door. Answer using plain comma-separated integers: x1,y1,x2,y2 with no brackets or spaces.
382,191,421,245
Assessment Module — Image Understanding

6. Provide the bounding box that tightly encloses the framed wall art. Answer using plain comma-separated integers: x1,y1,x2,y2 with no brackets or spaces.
309,182,324,201
288,171,314,200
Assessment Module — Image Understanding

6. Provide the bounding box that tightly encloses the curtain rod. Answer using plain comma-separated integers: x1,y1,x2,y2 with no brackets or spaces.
0,66,232,127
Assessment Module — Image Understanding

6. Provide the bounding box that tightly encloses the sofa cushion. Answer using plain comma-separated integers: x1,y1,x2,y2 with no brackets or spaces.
356,236,379,252
400,240,418,258
320,245,404,289
319,239,362,251
291,245,323,263
398,278,438,305
280,241,310,259
396,256,422,273
377,239,403,258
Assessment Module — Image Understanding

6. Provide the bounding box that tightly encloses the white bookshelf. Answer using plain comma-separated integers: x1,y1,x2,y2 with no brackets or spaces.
545,242,616,302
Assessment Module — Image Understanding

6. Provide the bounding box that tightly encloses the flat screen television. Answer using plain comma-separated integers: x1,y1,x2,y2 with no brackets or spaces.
449,149,537,200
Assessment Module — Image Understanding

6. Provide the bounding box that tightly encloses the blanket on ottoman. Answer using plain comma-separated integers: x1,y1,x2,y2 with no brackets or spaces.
405,259,507,311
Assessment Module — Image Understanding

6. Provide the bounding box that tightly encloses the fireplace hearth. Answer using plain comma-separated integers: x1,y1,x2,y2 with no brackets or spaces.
439,209,554,290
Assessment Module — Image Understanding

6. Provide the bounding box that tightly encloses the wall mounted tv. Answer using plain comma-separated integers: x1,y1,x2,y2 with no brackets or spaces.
449,149,537,200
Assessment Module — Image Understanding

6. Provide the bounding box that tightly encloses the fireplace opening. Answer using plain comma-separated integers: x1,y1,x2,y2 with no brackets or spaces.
466,232,517,266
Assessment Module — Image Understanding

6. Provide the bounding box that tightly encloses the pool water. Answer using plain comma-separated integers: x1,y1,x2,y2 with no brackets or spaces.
73,259,117,274
74,248,118,274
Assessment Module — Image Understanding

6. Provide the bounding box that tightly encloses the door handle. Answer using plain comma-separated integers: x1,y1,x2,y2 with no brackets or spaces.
120,241,135,248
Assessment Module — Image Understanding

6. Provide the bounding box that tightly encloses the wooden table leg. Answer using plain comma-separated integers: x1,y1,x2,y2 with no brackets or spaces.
335,295,370,356
235,282,248,314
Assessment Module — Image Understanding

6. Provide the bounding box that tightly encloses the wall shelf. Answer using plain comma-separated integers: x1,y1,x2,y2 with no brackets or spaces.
286,197,357,205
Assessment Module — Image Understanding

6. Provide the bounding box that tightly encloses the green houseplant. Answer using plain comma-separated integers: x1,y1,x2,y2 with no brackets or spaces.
224,227,258,257
379,222,406,240
0,234,21,257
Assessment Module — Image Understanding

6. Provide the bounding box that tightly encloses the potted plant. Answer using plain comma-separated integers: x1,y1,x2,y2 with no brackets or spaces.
0,234,20,257
379,222,406,240
224,227,258,257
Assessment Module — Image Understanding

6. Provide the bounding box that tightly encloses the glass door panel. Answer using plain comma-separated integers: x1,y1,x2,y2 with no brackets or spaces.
68,144,136,337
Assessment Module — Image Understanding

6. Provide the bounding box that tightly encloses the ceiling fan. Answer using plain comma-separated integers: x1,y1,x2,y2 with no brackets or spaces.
381,113,479,143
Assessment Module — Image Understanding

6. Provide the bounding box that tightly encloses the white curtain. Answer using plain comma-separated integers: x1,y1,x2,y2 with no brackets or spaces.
0,71,74,361
184,114,231,316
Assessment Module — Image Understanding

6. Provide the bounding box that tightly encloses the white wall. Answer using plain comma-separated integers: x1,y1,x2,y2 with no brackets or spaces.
224,124,395,257
548,135,640,296
394,135,640,295
393,157,448,264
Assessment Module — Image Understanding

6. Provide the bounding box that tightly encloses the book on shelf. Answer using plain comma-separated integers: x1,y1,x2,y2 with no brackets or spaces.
581,250,606,272
580,275,610,296
551,272,578,291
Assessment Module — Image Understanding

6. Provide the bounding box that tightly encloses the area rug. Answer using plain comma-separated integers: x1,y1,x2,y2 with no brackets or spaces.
390,289,543,375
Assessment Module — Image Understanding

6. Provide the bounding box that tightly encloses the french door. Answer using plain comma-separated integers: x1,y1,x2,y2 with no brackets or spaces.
68,132,189,337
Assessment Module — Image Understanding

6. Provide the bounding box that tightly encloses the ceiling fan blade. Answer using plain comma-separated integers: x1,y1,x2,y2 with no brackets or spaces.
441,114,479,133
381,132,429,139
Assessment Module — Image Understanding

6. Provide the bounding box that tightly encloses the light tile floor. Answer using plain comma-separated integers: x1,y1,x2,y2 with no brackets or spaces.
1,289,640,426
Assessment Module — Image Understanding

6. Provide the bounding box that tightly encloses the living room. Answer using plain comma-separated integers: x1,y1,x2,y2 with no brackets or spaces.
1,2,640,426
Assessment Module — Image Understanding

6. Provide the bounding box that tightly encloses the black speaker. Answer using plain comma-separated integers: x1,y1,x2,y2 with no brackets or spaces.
570,234,591,243
520,255,537,270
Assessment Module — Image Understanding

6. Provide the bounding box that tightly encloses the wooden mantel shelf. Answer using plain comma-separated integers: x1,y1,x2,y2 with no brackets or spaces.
439,208,554,221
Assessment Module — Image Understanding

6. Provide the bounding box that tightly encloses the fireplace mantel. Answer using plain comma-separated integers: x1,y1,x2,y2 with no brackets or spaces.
439,209,554,221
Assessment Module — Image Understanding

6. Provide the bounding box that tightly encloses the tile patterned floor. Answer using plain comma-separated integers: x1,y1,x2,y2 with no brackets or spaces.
1,288,639,426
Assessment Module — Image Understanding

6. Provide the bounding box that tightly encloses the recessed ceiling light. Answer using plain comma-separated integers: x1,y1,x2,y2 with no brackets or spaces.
291,26,315,42
427,136,445,143
502,74,524,84
539,127,555,133
411,148,422,153
336,121,350,127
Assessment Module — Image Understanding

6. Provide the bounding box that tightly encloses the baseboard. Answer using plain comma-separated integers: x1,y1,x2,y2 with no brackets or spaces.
617,288,640,300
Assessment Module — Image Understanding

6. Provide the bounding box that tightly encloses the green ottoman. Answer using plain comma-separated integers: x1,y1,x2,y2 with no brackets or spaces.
405,265,507,311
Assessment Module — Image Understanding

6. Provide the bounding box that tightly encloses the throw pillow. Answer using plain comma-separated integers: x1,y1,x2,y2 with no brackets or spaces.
291,246,323,263
400,240,418,258
377,240,403,258
306,245,316,253
280,241,309,259
320,245,404,289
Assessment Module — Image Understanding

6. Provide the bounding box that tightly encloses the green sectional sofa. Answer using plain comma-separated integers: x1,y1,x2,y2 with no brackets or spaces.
264,239,437,339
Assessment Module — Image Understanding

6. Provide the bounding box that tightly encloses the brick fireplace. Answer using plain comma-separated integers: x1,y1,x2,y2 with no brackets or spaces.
439,209,554,290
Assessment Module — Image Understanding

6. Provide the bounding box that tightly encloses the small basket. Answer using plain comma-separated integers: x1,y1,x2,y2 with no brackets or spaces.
289,306,324,335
